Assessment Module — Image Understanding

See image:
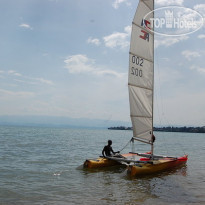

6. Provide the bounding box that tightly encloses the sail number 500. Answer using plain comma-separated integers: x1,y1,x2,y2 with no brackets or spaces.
131,67,142,77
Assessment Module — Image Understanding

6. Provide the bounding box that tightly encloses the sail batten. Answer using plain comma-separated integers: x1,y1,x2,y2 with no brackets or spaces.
128,0,154,142
130,115,152,118
129,52,153,63
132,137,152,144
128,83,153,91
143,1,152,11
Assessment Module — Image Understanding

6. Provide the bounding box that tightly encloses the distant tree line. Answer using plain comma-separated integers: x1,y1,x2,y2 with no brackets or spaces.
154,126,205,133
108,126,205,133
108,126,132,130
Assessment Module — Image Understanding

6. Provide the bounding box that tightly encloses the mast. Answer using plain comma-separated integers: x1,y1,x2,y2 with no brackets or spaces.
151,0,154,156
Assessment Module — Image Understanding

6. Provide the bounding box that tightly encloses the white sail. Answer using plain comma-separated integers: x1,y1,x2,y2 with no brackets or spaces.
128,0,154,143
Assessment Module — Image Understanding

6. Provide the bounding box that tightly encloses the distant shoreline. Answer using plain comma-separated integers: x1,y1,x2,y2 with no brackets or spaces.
108,126,205,133
108,126,132,130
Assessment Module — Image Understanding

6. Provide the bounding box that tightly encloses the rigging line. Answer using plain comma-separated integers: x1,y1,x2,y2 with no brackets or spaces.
155,49,168,126
157,57,171,127
155,63,186,155
155,50,173,126
131,140,136,160
155,51,186,157
155,84,162,126
155,50,171,127
119,138,133,152
155,48,170,155
155,49,163,127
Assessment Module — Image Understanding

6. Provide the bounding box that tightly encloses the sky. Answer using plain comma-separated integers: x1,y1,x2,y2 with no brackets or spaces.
0,0,205,127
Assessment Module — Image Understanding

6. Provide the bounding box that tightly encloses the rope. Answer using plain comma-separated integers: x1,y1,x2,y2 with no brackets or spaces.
155,50,187,156
155,50,170,155
119,138,133,153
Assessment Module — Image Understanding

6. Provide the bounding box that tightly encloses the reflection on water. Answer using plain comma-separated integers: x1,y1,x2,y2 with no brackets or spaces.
125,164,188,180
79,163,192,204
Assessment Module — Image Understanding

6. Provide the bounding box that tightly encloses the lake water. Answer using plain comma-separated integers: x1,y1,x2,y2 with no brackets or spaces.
0,126,205,205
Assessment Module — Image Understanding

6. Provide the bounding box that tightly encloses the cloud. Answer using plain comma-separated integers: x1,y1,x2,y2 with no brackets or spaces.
64,54,95,73
190,65,205,74
88,26,131,49
193,4,205,26
181,50,201,61
0,88,34,99
87,37,101,46
112,0,131,9
0,70,6,78
3,70,54,85
155,35,189,48
194,4,205,16
8,70,22,77
19,23,33,30
14,77,54,86
64,54,125,78
198,34,205,39
103,26,131,49
94,69,125,77
34,78,54,85
155,0,183,6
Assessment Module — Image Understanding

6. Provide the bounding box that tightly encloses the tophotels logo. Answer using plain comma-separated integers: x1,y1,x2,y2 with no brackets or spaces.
143,6,204,36
165,10,174,28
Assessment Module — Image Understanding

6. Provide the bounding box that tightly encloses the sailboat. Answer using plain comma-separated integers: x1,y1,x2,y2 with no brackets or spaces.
84,0,188,175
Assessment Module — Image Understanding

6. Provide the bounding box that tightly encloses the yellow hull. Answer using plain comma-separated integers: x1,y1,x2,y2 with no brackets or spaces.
83,153,138,169
127,155,188,177
83,157,121,168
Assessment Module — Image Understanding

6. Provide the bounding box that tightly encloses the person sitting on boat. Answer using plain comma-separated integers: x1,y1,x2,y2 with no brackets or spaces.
102,140,119,157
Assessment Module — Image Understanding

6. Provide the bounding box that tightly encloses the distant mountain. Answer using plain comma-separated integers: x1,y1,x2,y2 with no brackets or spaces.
0,115,131,128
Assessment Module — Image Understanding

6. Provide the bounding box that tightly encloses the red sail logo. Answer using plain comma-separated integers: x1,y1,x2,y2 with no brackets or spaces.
139,19,150,41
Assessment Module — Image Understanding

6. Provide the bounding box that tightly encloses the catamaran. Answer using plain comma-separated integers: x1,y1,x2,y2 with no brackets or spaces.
84,0,188,176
